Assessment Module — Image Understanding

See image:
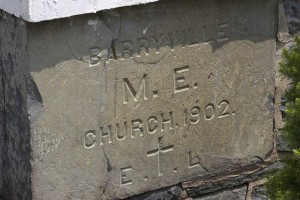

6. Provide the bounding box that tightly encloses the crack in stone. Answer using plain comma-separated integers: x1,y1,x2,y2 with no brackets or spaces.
98,11,122,61
102,146,112,172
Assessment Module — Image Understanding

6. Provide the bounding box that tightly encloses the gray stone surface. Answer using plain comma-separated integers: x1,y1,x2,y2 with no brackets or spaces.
0,10,32,199
0,15,3,194
277,0,290,42
284,0,300,34
194,186,247,200
125,185,182,200
185,162,281,197
276,131,292,152
252,185,268,200
26,0,276,199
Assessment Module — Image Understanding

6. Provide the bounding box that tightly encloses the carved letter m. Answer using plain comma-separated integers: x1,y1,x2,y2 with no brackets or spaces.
123,74,148,104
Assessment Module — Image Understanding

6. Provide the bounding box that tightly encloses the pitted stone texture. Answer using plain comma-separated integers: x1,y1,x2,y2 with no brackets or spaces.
0,10,31,199
284,0,300,34
28,0,276,199
251,185,268,200
184,162,281,197
277,0,290,42
0,17,3,193
276,131,292,152
125,185,182,200
194,186,247,200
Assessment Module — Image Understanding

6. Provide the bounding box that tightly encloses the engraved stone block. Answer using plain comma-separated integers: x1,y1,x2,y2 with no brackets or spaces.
1,0,276,199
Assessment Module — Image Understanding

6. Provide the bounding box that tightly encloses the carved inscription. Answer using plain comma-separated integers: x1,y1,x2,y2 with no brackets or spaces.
84,131,96,149
83,98,235,185
147,136,174,176
188,151,201,168
123,74,148,104
119,65,198,105
32,127,64,162
83,101,234,148
89,23,229,65
82,60,237,186
83,65,235,147
83,112,175,147
174,66,190,94
218,100,230,118
83,22,235,187
120,167,133,186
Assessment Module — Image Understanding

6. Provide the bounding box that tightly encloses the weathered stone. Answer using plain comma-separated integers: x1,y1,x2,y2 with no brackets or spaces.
27,0,276,199
276,130,292,152
284,0,300,34
251,185,268,200
184,162,281,197
0,11,32,199
194,186,247,200
125,185,182,200
277,0,291,43
0,0,277,199
0,16,3,194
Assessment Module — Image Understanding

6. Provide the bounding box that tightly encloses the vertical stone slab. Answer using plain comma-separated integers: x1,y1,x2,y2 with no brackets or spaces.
0,10,31,200
0,13,3,195
28,0,276,199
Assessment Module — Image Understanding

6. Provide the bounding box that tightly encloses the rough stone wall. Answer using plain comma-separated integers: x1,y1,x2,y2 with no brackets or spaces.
0,0,296,199
0,11,31,200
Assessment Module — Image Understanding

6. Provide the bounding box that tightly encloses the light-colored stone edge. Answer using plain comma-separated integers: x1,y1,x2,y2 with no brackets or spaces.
0,0,158,22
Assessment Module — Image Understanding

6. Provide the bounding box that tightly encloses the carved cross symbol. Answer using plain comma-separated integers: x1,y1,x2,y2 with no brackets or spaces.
147,136,174,176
